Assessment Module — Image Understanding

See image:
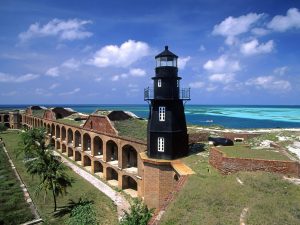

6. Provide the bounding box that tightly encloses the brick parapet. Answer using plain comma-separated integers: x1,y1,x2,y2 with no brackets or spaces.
209,147,300,177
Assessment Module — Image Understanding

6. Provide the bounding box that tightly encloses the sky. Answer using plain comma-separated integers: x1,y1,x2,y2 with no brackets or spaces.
1,0,300,105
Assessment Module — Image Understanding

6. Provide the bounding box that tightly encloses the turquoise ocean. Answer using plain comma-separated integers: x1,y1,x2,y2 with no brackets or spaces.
1,104,300,129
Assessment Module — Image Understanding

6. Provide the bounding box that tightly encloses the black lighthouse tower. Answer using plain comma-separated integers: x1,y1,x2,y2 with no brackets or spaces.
144,46,190,160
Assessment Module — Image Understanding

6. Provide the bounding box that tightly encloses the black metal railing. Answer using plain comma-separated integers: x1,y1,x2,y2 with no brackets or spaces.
144,87,191,101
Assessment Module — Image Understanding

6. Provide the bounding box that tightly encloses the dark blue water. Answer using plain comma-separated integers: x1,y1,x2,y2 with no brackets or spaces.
1,104,300,129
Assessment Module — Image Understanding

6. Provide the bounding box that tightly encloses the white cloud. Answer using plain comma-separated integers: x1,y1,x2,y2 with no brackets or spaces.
94,76,102,82
129,68,146,77
199,45,206,52
1,91,17,96
111,75,120,81
62,58,81,70
111,73,129,81
59,88,80,96
128,84,138,88
206,85,217,92
203,55,240,73
0,72,39,83
268,8,300,32
274,66,288,75
209,73,235,84
35,88,52,96
88,40,150,68
49,83,60,90
213,13,263,45
178,56,191,70
19,18,92,42
189,81,205,88
245,76,291,91
46,67,59,77
251,27,270,36
240,39,274,56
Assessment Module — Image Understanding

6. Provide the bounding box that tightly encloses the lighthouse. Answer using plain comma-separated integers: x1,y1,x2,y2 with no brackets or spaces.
144,46,190,160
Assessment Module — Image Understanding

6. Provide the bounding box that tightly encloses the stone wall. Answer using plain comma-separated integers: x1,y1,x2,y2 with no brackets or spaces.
209,147,300,177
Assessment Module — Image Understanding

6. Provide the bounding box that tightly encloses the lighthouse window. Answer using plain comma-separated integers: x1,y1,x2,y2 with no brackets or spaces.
159,106,165,121
158,137,165,152
158,79,162,87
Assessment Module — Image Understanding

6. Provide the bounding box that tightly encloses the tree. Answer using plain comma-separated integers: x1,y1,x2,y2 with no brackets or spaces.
119,198,154,225
23,128,73,211
26,149,72,211
20,127,47,158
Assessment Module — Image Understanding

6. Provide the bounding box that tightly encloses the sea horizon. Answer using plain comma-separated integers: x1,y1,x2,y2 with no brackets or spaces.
1,104,300,129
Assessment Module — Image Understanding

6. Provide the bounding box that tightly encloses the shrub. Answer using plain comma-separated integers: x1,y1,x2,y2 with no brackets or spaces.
119,198,154,225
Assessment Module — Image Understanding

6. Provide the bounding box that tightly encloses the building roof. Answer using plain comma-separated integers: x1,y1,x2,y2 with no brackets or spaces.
155,46,178,59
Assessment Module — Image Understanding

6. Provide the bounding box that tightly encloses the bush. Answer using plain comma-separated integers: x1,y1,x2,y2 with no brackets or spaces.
0,123,8,132
67,198,98,225
120,199,154,225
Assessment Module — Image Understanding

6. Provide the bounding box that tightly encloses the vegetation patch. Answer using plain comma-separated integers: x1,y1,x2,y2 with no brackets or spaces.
113,119,147,141
1,131,118,225
218,145,291,161
32,109,46,118
160,146,300,225
56,118,83,127
0,144,34,225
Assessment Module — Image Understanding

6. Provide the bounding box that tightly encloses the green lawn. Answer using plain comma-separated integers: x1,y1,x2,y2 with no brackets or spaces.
0,144,34,225
113,119,147,141
160,148,300,225
0,131,118,225
218,145,291,161
56,118,83,127
32,109,46,118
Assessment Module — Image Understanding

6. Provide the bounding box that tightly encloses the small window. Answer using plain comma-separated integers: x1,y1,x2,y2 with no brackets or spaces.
159,106,165,121
158,79,162,87
177,80,180,87
158,137,164,152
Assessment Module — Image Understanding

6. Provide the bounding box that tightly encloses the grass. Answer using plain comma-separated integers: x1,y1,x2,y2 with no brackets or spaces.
0,130,118,225
32,109,46,118
56,118,83,127
113,119,147,141
218,145,291,161
0,144,34,225
160,147,300,225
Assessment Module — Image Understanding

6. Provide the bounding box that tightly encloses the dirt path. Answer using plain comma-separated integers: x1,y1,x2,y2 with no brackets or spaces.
54,151,130,220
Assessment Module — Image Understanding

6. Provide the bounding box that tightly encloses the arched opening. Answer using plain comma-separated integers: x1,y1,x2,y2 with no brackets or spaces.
44,122,46,128
61,126,66,141
93,136,103,159
51,124,55,137
68,147,73,158
122,175,138,197
47,124,51,134
62,144,66,153
75,130,81,149
122,145,138,174
67,128,73,146
94,161,103,178
74,151,82,164
83,133,91,153
106,167,119,187
56,141,61,151
56,125,60,139
50,138,55,148
4,115,9,122
106,140,118,166
83,155,92,172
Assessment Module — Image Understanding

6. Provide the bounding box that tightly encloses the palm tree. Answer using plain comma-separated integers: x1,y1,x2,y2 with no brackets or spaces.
24,128,73,211
26,149,72,211
20,127,46,158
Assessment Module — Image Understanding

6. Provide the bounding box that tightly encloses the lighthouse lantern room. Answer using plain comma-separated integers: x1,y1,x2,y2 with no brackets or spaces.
144,46,190,160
